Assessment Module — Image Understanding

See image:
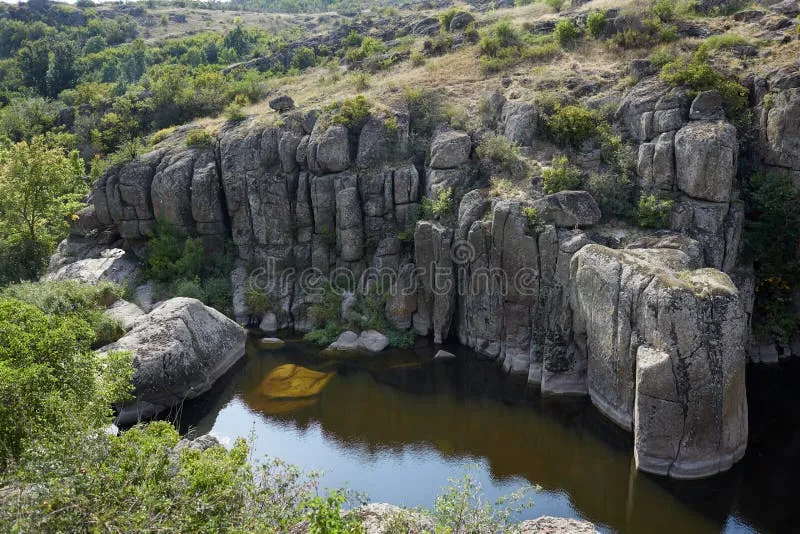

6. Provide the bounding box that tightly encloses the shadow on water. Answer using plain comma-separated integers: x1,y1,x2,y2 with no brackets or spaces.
177,339,800,534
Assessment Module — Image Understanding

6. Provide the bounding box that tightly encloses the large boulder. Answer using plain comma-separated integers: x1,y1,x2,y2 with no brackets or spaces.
45,248,139,286
429,130,471,169
674,121,737,202
500,101,537,146
762,87,800,170
531,191,602,228
307,123,351,175
570,245,748,478
104,298,247,425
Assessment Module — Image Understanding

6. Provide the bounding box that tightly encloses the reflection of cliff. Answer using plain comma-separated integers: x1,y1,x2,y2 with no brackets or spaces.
228,346,720,534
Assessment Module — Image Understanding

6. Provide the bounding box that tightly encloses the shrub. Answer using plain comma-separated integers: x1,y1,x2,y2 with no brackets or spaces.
186,128,214,147
479,20,521,58
660,58,748,116
1,280,125,346
586,172,635,219
245,287,279,315
150,126,176,146
329,95,372,128
225,102,247,122
652,0,676,22
586,11,607,38
383,116,399,133
387,328,416,349
439,8,465,31
553,19,580,48
636,193,674,228
291,46,316,69
546,105,599,148
349,71,371,91
744,172,800,342
521,206,544,233
0,298,132,469
304,323,345,346
422,187,454,219
542,155,582,194
477,135,525,178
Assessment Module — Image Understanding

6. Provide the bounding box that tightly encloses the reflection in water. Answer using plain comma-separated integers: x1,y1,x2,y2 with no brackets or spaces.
177,340,795,534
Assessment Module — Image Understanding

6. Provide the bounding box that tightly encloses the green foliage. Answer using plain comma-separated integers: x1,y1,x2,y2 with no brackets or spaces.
225,102,247,122
186,128,215,147
344,35,386,63
0,297,132,469
546,105,599,148
410,50,425,67
422,187,454,219
0,136,86,284
433,469,534,533
521,206,544,234
304,489,364,533
143,223,235,315
1,280,124,345
291,46,317,69
610,16,677,49
744,172,800,342
636,193,674,228
660,57,748,117
586,11,607,39
553,19,581,48
542,155,582,194
586,171,635,219
477,134,525,178
149,126,177,146
383,115,399,134
329,95,372,129
386,328,416,349
304,323,345,346
652,0,676,22
439,8,466,31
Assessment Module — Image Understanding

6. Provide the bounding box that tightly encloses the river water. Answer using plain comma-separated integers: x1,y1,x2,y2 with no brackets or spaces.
177,339,799,534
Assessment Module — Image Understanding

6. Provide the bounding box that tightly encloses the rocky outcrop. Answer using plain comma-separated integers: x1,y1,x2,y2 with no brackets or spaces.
45,248,139,286
571,245,748,478
102,298,247,425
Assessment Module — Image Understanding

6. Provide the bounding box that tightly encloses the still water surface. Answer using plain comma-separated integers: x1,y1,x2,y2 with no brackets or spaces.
178,339,800,534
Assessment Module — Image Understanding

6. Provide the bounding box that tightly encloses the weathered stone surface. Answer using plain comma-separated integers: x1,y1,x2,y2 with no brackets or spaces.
425,166,479,200
448,11,475,31
762,87,800,170
430,130,471,169
690,91,725,121
328,330,361,351
531,191,602,228
45,248,139,286
260,312,278,333
518,516,599,533
357,114,409,168
308,123,351,175
674,121,737,202
105,299,145,331
615,78,670,142
358,330,390,352
501,100,537,146
269,95,295,112
106,298,247,425
348,503,434,534
414,221,455,343
571,245,748,478
258,337,285,349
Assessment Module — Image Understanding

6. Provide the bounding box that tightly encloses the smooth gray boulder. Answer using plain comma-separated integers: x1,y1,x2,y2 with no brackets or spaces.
327,331,361,351
674,121,737,202
571,245,748,478
448,11,475,31
358,330,390,352
105,298,247,425
430,130,471,169
259,312,278,333
269,95,295,112
531,191,602,228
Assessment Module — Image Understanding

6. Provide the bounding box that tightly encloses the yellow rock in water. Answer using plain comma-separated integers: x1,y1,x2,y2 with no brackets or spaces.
257,364,335,399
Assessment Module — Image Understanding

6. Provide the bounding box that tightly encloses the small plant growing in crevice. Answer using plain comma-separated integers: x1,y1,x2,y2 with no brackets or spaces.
636,193,674,228
542,155,582,194
422,187,454,219
477,135,525,178
521,206,544,234
186,128,215,148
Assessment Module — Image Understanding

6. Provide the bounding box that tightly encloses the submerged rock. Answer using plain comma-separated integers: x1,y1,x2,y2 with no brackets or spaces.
257,364,335,399
104,298,247,425
258,337,285,349
434,350,456,361
326,330,390,353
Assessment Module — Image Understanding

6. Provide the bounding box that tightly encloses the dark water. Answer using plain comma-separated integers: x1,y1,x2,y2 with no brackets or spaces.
177,339,800,534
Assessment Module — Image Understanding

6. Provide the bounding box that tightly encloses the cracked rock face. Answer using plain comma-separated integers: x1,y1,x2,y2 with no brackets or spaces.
101,298,247,425
571,245,748,478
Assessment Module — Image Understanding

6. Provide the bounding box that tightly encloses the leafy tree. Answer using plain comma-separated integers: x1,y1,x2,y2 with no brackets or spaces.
0,136,86,281
16,39,51,95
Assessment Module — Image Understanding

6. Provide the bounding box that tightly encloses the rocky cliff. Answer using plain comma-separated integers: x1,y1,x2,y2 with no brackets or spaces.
50,63,800,478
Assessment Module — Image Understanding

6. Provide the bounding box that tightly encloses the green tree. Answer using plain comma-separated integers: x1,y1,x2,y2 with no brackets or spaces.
0,136,86,281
